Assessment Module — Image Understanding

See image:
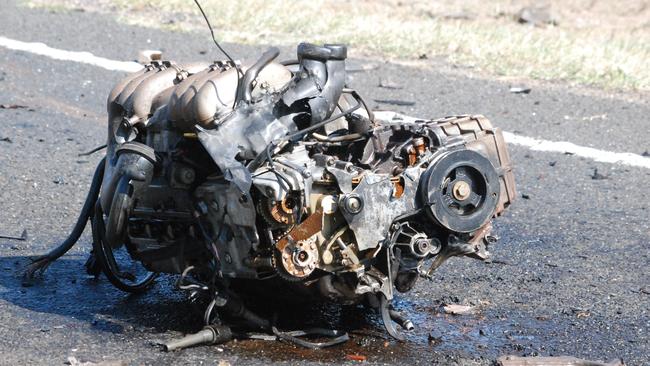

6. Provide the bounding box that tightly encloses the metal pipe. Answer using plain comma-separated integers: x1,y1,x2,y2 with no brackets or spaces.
164,325,232,351
236,47,280,104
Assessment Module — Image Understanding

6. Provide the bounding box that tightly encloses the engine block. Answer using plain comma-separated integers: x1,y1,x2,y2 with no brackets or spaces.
29,42,515,346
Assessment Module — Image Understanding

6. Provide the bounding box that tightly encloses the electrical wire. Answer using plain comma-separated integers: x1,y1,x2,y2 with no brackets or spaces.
193,0,242,108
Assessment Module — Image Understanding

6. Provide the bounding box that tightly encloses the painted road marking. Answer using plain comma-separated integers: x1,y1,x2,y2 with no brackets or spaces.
2,36,649,170
0,36,142,72
502,132,650,169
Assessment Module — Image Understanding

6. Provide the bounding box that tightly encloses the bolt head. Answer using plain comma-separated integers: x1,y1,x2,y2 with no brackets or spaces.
452,180,471,201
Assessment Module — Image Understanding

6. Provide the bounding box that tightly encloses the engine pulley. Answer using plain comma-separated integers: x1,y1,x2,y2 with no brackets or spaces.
420,149,500,233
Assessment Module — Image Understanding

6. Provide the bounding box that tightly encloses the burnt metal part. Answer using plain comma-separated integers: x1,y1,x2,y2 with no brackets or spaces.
27,42,515,347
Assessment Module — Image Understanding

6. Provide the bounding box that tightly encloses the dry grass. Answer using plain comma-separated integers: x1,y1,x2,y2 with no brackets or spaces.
26,0,650,91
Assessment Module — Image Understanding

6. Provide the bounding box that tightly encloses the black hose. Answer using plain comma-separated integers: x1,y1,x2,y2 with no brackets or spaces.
22,157,106,286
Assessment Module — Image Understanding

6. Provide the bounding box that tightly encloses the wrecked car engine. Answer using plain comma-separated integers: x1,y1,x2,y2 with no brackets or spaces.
26,42,515,348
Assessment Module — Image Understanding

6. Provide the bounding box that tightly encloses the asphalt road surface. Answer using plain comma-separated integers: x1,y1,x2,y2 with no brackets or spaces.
0,1,649,365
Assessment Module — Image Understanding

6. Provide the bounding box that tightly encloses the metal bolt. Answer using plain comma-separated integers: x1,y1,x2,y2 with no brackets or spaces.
345,195,363,214
452,180,471,201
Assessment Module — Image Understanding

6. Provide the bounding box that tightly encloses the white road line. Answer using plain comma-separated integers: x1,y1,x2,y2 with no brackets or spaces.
502,132,650,169
0,36,143,72
2,35,649,169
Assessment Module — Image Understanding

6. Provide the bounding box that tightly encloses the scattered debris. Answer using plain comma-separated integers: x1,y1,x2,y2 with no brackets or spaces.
66,356,127,366
509,86,531,94
639,287,650,295
0,104,28,109
427,331,443,345
521,194,530,199
0,229,28,241
373,99,416,106
53,177,66,185
443,304,476,315
515,7,558,27
346,354,367,362
497,355,623,366
1,137,12,143
591,168,608,180
642,150,649,157
570,307,591,318
549,161,556,167
486,259,511,265
378,78,402,90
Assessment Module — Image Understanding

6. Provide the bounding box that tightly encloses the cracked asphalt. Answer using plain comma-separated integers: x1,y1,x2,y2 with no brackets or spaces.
0,1,648,365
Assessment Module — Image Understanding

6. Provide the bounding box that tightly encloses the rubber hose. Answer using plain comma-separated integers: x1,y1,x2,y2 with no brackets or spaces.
22,157,106,285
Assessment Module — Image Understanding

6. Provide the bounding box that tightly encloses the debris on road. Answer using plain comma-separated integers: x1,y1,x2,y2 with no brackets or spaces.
0,229,28,241
497,355,623,366
591,168,608,180
66,356,127,366
427,331,443,345
1,137,12,143
346,354,367,362
378,78,402,90
549,161,557,167
0,104,28,109
568,307,591,318
509,86,532,94
521,194,530,199
642,150,649,157
443,304,476,315
374,98,416,106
